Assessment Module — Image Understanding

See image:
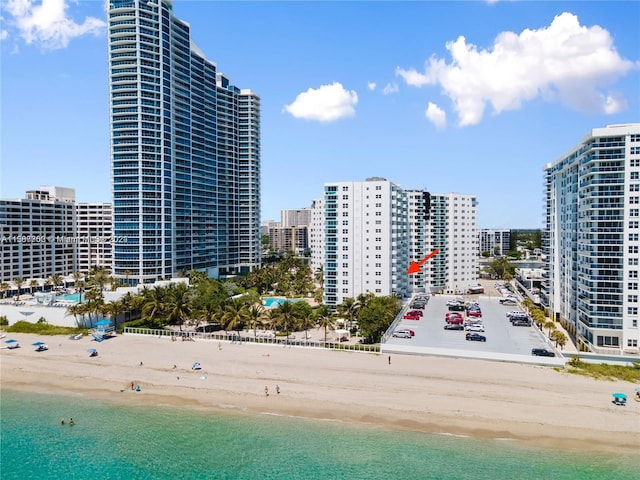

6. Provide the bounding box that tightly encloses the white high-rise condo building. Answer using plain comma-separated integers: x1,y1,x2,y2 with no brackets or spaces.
322,178,410,307
480,229,511,256
543,123,640,354
281,208,311,228
108,0,260,284
424,193,479,294
0,187,77,283
76,203,113,273
309,198,324,275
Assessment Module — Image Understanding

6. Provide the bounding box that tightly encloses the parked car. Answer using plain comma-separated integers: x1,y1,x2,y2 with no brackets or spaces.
444,324,464,330
196,323,223,333
465,333,487,342
410,303,425,310
404,313,420,320
446,317,464,325
448,304,466,312
465,324,485,332
500,298,517,305
512,320,531,327
531,348,555,357
467,310,482,318
406,310,423,317
392,330,412,339
445,312,463,319
506,311,525,318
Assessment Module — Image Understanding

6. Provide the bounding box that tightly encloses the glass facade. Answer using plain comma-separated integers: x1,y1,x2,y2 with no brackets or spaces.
544,124,640,353
108,0,260,283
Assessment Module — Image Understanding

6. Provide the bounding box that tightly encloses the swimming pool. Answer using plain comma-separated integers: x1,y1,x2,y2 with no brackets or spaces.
262,298,306,308
57,293,84,302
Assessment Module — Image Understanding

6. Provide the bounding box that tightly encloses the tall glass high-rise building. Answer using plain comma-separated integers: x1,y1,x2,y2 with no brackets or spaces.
108,0,260,284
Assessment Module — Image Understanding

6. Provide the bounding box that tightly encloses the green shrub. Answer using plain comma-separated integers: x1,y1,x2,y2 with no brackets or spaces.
0,315,8,326
6,321,86,336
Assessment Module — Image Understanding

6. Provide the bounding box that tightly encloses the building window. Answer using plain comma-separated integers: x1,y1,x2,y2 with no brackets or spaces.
628,307,638,315
630,234,639,242
628,339,638,347
628,295,638,303
630,221,639,229
628,282,638,290
632,172,640,180
630,184,640,192
631,271,639,278
630,258,639,266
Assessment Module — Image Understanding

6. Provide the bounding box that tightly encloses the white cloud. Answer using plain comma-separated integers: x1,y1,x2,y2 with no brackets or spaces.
397,12,636,126
0,29,8,40
425,102,446,129
283,82,358,122
367,81,376,91
382,83,399,95
3,0,106,50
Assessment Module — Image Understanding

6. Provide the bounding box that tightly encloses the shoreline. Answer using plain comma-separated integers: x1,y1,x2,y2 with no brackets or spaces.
1,333,639,455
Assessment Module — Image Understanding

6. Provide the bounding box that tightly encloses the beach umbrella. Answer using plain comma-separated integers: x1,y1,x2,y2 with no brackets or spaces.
612,393,627,400
32,341,46,346
5,339,18,344
192,362,201,370
87,348,97,353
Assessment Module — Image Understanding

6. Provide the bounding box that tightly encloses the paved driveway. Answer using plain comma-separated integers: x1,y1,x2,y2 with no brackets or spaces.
385,294,562,364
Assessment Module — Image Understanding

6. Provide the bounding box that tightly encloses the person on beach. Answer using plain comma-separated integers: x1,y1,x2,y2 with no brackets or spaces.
69,418,74,426
60,418,65,425
276,385,280,395
139,361,143,367
131,381,135,390
388,355,391,365
264,386,269,397
172,364,177,369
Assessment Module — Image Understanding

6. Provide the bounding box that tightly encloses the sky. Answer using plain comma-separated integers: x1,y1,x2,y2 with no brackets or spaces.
1,1,639,229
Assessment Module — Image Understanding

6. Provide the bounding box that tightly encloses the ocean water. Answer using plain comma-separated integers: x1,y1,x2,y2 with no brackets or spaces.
0,390,636,480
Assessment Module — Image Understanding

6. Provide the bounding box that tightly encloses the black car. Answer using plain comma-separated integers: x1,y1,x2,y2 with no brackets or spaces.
448,304,466,312
195,323,223,333
531,348,555,357
444,324,464,330
465,333,486,342
499,298,517,305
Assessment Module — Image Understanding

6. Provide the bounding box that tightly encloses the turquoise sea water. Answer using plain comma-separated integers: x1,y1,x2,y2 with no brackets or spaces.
1,390,636,480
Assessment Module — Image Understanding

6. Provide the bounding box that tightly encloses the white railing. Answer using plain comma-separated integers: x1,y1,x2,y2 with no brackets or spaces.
123,327,380,353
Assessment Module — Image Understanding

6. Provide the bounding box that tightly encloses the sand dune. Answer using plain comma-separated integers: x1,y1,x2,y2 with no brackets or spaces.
1,333,639,454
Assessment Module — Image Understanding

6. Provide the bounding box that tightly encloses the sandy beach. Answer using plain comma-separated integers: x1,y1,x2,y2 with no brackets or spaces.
1,333,639,455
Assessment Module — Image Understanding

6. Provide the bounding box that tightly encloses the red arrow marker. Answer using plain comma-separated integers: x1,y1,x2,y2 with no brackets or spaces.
407,249,439,274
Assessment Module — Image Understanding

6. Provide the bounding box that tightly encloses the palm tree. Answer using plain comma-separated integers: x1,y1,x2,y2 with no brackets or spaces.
12,277,25,298
72,271,82,292
544,320,556,336
43,278,52,292
89,266,110,294
221,298,248,337
274,300,297,342
0,282,9,298
108,300,125,330
314,304,334,343
141,287,166,324
338,297,359,330
123,269,132,286
247,304,265,339
29,279,39,295
50,274,63,289
550,330,568,349
164,283,192,330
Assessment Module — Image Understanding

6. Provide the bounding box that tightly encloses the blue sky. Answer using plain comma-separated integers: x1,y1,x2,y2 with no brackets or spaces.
1,1,639,229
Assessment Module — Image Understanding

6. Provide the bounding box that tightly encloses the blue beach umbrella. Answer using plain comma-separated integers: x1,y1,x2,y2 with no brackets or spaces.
612,393,627,400
87,348,97,353
5,339,18,344
32,341,46,346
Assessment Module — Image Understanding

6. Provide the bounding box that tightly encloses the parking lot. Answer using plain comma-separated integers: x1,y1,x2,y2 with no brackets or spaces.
384,293,562,364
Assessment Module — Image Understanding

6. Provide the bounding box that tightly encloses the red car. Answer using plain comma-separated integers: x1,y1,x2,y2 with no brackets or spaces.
446,317,464,324
403,313,420,320
467,310,482,318
445,312,463,321
406,310,423,317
